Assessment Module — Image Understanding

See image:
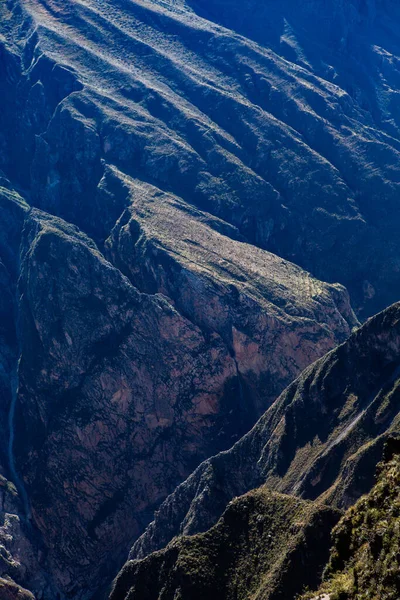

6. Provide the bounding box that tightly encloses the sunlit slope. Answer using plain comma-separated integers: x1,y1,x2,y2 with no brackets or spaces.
2,0,400,316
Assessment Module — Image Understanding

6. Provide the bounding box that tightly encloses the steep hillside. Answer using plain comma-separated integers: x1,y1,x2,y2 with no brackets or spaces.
112,441,400,600
0,179,353,600
131,301,400,561
105,181,355,412
1,0,400,316
302,440,400,600
110,487,340,600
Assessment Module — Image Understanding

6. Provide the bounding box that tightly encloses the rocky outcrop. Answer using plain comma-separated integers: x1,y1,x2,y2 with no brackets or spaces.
3,195,350,598
13,207,241,597
0,464,51,599
0,153,358,600
110,487,340,600
0,578,35,600
106,180,356,414
3,188,362,600
131,302,400,561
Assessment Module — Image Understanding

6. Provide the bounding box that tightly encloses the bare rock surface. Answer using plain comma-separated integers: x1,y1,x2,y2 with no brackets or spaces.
0,578,35,600
0,454,51,599
0,150,355,600
14,207,240,597
106,180,356,414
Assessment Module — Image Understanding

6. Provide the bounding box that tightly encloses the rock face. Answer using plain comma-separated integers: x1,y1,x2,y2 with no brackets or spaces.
0,185,28,467
110,487,340,600
0,182,353,599
106,181,356,413
0,579,35,600
131,302,400,561
0,456,51,599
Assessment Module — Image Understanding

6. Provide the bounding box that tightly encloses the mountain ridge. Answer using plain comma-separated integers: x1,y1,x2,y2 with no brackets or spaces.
130,301,400,561
2,0,400,316
1,0,400,598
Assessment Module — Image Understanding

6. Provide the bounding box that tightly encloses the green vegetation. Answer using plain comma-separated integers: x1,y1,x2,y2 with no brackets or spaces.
0,474,17,497
302,440,400,600
111,487,339,600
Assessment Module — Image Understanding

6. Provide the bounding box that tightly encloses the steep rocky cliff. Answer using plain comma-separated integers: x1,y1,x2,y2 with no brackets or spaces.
131,301,400,561
1,0,400,598
111,302,400,600
0,179,354,599
0,185,28,468
0,452,49,598
105,181,355,413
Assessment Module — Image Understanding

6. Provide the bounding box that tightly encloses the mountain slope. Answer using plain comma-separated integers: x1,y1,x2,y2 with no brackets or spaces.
110,487,340,600
1,0,400,316
131,301,400,561
105,181,355,412
0,181,353,599
302,439,400,600
111,441,400,600
1,0,400,598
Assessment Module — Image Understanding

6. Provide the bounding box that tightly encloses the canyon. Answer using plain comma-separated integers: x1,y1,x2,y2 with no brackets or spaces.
1,0,400,598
